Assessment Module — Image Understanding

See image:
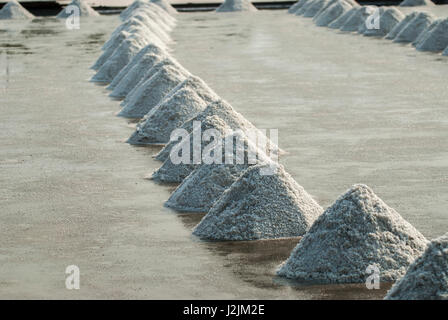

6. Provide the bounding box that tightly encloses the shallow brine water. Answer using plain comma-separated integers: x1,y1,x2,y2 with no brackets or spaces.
0,8,447,299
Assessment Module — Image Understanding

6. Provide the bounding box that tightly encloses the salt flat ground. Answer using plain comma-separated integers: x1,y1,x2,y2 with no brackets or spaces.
0,8,447,299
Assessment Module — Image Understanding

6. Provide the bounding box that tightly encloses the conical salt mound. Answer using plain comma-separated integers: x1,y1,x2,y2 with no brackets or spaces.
393,12,434,43
0,0,34,19
128,76,219,145
119,6,173,38
416,19,448,52
385,233,448,300
295,0,314,15
154,99,281,162
277,184,428,284
385,11,417,40
399,0,434,7
193,163,323,241
56,0,99,18
443,46,448,56
303,0,329,18
328,7,357,29
108,44,168,97
340,6,376,32
120,0,174,23
313,0,358,20
363,8,404,37
150,0,178,15
216,0,257,12
412,19,439,47
288,0,308,14
314,0,353,27
118,59,190,119
358,7,384,35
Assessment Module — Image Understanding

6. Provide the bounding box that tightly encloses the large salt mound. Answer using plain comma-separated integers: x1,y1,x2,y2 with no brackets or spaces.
328,6,357,29
118,59,190,118
120,0,174,23
303,0,329,18
151,0,178,15
399,0,434,7
128,75,219,145
393,12,434,43
193,163,323,241
91,34,152,83
295,0,314,15
385,11,417,40
340,6,376,32
288,0,308,14
108,44,167,98
215,0,258,12
277,184,428,284
363,8,404,37
0,0,34,19
56,0,99,18
385,233,448,300
313,0,358,20
412,19,439,47
122,4,174,34
416,19,448,52
314,0,353,27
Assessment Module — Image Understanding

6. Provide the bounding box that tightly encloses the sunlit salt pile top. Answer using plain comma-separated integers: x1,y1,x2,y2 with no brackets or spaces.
118,58,190,118
277,184,428,284
394,12,434,43
288,0,308,14
127,75,219,145
0,0,34,19
340,6,376,32
385,233,448,300
385,11,417,40
193,163,323,241
120,0,176,24
122,5,174,36
215,0,258,12
303,0,329,18
328,6,357,29
415,19,448,52
109,44,168,97
56,0,99,18
363,8,405,37
314,0,353,27
150,0,178,15
399,0,434,7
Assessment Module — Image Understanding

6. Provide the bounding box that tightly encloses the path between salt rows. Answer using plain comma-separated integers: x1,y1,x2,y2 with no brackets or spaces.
1,9,447,299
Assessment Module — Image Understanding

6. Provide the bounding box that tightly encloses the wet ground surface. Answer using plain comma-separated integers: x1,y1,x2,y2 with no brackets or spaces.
0,8,447,299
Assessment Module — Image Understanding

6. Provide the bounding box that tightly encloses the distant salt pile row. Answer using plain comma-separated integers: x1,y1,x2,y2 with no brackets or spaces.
215,0,258,13
0,0,34,20
288,0,448,56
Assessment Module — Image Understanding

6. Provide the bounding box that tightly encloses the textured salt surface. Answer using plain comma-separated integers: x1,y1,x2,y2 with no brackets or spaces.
399,0,434,6
118,59,190,118
0,0,34,19
303,0,329,18
151,0,178,15
385,11,418,40
122,8,172,42
340,6,376,32
295,0,313,15
363,8,404,37
393,12,434,43
328,6,357,29
193,163,323,241
443,45,448,56
128,75,219,145
315,1,353,27
416,19,448,52
357,7,383,35
215,0,258,12
277,184,428,284
412,19,439,47
288,0,307,14
109,44,167,98
385,233,448,300
56,0,99,18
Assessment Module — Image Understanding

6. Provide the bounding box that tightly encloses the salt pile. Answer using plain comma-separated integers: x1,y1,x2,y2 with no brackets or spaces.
399,0,434,7
109,44,167,98
295,0,314,15
416,19,448,52
385,233,448,300
150,0,178,15
215,0,258,12
314,0,353,27
412,19,439,47
340,6,376,32
0,0,34,19
443,46,448,56
385,11,417,40
363,8,404,37
128,75,219,145
276,184,428,284
288,0,308,14
56,0,99,18
393,12,434,43
328,7,357,29
118,59,190,118
303,0,330,18
192,163,323,241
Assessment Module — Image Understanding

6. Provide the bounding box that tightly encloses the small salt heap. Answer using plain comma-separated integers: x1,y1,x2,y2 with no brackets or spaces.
385,233,448,300
118,58,190,118
363,8,404,37
393,12,434,43
0,0,34,19
328,7,357,29
288,0,308,14
192,163,323,241
385,11,417,40
303,0,330,18
277,184,428,284
215,0,258,12
399,0,434,7
56,0,99,18
416,19,448,52
340,6,377,32
128,75,219,145
314,0,353,27
108,44,168,98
